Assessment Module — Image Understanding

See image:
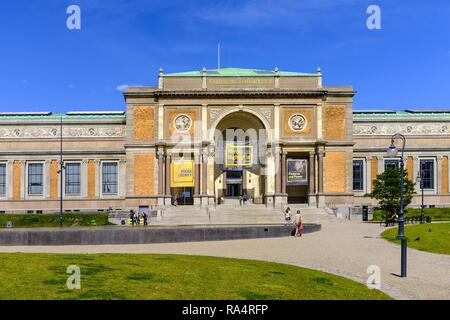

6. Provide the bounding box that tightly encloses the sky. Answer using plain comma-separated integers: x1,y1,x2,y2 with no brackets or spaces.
0,0,449,112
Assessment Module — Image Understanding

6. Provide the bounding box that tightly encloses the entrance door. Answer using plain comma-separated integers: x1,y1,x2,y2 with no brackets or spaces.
226,171,243,197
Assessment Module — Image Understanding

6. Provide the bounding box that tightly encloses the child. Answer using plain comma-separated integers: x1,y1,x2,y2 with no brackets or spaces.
284,207,291,226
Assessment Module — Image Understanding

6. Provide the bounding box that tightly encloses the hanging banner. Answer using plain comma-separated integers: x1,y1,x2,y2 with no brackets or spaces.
287,159,308,185
170,160,195,187
224,144,253,168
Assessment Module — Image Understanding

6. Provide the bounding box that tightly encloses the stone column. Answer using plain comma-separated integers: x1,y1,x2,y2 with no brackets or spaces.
6,160,13,200
281,152,287,194
308,152,317,207
81,160,88,198
275,150,281,194
164,152,171,205
44,160,51,200
194,152,201,205
201,151,208,206
243,169,248,195
317,151,325,207
318,152,324,193
437,156,443,194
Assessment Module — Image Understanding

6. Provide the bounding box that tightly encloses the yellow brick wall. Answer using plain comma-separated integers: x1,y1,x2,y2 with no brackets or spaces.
324,151,347,193
88,160,96,199
406,156,414,182
168,110,196,138
442,156,449,194
134,106,155,141
282,109,312,136
371,157,378,189
324,106,346,141
13,161,21,200
50,160,58,200
134,154,155,196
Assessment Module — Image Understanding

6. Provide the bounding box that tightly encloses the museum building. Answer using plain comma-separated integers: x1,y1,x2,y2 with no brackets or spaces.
0,68,449,213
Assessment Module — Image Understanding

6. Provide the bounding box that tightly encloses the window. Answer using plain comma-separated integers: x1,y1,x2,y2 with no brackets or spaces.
0,164,6,196
353,160,364,191
420,159,434,190
28,163,43,195
102,162,118,194
65,163,81,195
384,159,399,171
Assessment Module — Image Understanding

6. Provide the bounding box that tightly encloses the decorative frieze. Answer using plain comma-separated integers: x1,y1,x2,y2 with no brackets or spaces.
353,123,450,136
0,126,126,139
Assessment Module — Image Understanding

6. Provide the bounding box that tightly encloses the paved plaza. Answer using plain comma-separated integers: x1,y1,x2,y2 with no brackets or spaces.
0,219,448,300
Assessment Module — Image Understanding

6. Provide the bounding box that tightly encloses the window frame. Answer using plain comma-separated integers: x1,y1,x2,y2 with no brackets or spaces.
352,159,365,192
0,162,6,198
419,158,436,191
27,162,45,197
64,161,82,196
101,161,119,196
384,159,400,171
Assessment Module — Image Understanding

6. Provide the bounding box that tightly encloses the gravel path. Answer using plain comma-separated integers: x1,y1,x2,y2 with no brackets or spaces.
0,220,448,300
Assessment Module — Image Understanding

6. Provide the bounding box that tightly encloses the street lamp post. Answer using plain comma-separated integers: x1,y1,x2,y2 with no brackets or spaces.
59,117,64,228
416,172,425,224
387,133,407,277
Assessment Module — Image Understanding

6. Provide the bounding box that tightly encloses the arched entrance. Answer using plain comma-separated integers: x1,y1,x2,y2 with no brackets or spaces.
212,111,268,205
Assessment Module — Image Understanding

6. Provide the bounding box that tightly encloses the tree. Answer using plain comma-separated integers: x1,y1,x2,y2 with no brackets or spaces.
365,168,415,221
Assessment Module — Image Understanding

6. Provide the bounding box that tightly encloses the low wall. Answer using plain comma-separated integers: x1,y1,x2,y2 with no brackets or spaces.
0,224,321,246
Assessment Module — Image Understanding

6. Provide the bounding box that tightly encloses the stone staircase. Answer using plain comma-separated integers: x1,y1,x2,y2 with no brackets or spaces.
149,204,331,226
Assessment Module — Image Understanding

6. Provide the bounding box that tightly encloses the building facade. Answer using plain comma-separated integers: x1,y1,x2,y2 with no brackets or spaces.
0,68,449,213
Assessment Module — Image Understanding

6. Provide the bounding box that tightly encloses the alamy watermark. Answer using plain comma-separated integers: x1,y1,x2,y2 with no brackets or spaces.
366,265,381,290
66,265,81,290
66,5,81,30
367,5,381,30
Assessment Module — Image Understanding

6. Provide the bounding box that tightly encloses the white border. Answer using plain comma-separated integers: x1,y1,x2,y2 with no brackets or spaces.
288,113,308,132
173,114,192,133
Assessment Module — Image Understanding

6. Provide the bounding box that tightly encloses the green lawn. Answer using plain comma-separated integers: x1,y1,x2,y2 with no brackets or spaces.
0,253,391,300
372,207,450,222
0,213,112,228
381,223,450,255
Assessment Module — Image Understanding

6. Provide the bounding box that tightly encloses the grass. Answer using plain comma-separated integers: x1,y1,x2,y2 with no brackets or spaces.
0,213,112,228
381,223,450,255
372,207,450,222
0,253,391,300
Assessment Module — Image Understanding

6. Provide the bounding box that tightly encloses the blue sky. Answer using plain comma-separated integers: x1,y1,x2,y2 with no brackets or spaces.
0,0,449,111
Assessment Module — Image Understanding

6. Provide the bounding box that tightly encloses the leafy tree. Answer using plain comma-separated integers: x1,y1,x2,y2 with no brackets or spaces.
365,168,415,221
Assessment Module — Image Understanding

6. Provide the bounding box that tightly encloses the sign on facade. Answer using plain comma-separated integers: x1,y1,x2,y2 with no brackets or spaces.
170,160,195,187
287,159,308,185
224,144,253,168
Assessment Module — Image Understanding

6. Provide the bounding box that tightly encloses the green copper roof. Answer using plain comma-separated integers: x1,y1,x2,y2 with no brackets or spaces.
353,110,450,117
165,68,317,77
0,111,126,119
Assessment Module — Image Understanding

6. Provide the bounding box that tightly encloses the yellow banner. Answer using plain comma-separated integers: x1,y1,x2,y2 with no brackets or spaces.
224,144,253,167
171,160,195,187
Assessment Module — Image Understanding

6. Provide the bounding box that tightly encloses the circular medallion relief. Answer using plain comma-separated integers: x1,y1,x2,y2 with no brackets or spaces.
173,114,192,132
288,114,307,132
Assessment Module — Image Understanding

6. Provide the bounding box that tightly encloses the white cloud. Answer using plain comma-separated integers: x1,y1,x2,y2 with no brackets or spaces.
116,84,129,92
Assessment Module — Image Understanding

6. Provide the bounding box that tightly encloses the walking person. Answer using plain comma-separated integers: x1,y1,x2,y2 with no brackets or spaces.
243,192,248,205
238,195,243,206
133,211,139,226
129,210,135,226
294,210,304,237
284,207,292,226
143,212,148,226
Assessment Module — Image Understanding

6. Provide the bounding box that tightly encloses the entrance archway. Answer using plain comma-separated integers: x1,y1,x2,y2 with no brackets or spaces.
212,110,268,205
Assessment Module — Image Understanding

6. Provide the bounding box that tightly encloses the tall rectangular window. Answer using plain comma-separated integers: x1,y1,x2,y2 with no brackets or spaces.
28,163,43,195
102,162,118,194
420,159,434,189
353,160,364,191
65,163,81,195
0,164,6,196
384,159,399,171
